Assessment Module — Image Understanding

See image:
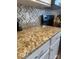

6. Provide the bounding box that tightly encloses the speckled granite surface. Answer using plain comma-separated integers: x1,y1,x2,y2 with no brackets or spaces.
17,26,61,59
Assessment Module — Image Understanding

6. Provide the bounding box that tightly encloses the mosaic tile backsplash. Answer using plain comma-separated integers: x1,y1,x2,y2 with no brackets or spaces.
17,4,60,29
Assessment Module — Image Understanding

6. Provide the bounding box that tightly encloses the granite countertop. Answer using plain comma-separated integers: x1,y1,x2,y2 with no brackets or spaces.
17,26,61,59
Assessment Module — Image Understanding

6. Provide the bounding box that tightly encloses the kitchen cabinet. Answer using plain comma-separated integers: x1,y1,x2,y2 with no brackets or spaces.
49,38,60,59
26,40,50,59
25,32,60,59
39,0,51,4
17,0,51,8
51,32,60,45
49,32,60,59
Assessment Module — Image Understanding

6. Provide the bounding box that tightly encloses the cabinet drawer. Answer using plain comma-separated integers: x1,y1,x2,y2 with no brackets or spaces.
51,32,60,45
26,40,50,59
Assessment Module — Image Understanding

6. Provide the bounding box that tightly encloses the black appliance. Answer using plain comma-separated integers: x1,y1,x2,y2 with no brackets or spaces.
41,15,54,26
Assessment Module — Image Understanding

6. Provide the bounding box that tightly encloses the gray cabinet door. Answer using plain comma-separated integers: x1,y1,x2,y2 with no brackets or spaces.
51,32,61,45
49,38,60,59
40,49,49,59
